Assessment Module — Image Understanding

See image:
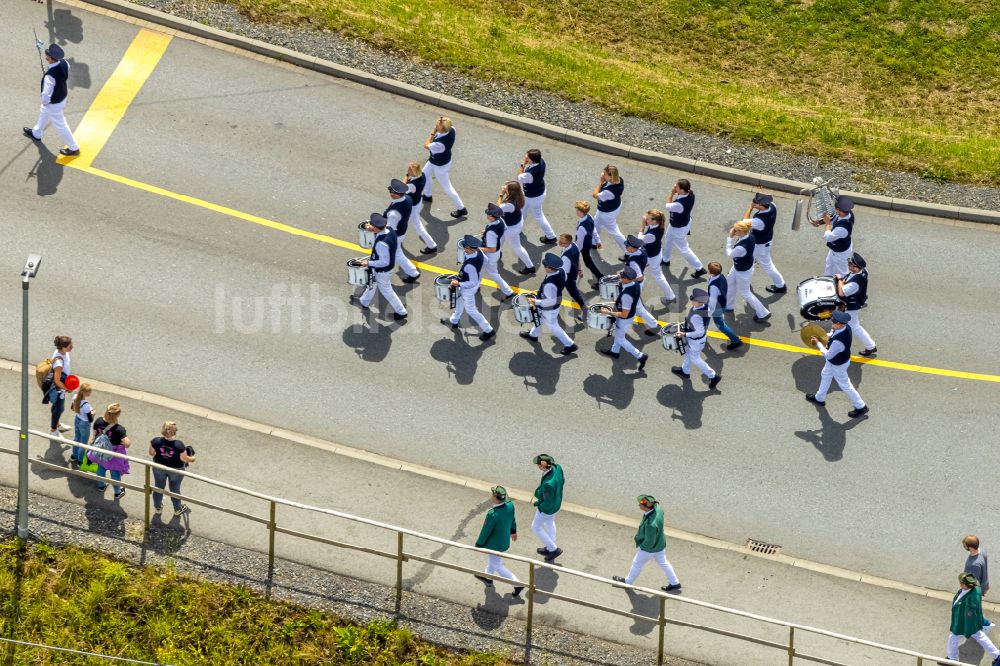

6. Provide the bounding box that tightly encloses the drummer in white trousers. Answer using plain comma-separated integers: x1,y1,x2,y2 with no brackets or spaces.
521,253,578,355
480,203,515,301
599,267,650,371
441,235,496,341
622,235,664,337
813,195,856,277
422,116,468,219
671,289,721,389
517,149,557,244
806,311,869,418
724,220,771,322
592,165,628,252
661,179,707,279
384,179,421,283
351,214,408,320
745,193,786,293
403,161,438,254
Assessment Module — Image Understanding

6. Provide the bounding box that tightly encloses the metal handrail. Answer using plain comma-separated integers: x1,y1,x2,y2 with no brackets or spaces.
0,422,963,665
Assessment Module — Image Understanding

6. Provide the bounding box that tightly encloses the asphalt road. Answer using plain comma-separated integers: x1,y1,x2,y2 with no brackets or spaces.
1,0,998,595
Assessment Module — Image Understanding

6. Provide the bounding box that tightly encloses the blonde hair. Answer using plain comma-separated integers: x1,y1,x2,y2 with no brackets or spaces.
646,209,665,225
437,116,453,131
71,383,92,413
604,165,621,185
161,421,178,438
574,200,591,213
732,220,753,235
103,403,122,424
406,161,422,177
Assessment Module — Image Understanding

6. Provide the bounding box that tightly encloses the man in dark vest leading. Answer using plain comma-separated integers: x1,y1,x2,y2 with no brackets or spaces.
23,44,80,157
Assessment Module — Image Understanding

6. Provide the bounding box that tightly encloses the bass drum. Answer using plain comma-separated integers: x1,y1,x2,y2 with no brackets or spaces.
797,276,841,320
586,304,614,331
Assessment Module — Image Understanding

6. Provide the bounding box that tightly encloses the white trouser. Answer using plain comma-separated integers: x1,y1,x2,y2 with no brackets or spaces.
529,309,574,346
360,271,406,314
485,554,519,584
32,101,79,150
531,510,557,551
611,318,642,359
483,252,513,296
501,222,534,268
752,242,785,288
451,287,492,333
645,252,676,300
664,225,703,270
408,202,437,250
624,548,680,586
815,361,865,409
595,209,626,251
421,161,465,209
524,193,555,239
394,234,419,277
947,631,999,660
633,283,659,329
824,247,852,277
681,336,716,378
725,267,769,318
845,309,876,350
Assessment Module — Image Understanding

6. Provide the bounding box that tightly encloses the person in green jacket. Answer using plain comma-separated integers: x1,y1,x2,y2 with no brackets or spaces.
946,572,1000,664
474,486,524,597
530,454,564,563
612,495,682,593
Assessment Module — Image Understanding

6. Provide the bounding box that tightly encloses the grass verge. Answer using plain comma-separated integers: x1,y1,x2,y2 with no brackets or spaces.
222,0,1000,184
0,539,509,665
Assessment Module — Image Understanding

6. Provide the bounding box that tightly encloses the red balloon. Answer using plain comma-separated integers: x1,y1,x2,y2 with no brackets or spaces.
64,375,80,391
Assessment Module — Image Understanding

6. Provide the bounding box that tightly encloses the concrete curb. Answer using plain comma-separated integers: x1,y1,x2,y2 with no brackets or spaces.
77,0,1000,225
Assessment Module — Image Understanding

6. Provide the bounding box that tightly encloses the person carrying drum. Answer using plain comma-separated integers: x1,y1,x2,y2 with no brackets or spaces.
474,486,524,598
350,214,408,320
661,179,707,279
622,235,665,337
521,253,578,355
806,311,869,418
725,220,771,322
638,210,676,306
813,195,855,277
836,252,876,357
745,193,786,294
442,235,495,341
480,203,516,302
531,454,564,563
384,179,420,284
671,289,722,389
611,495,682,593
599,267,650,371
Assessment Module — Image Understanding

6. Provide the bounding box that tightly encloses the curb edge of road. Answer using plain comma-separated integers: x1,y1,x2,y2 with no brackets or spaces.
75,0,1000,225
3,357,992,613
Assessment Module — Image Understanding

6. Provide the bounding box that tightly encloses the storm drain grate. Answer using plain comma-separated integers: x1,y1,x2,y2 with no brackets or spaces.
746,539,782,555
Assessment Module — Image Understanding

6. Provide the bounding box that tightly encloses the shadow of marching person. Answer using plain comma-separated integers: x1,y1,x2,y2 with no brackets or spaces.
531,565,560,605
341,308,392,363
623,587,660,636
508,342,573,396
791,355,867,462
429,325,492,385
28,139,63,197
47,5,85,45
581,364,642,410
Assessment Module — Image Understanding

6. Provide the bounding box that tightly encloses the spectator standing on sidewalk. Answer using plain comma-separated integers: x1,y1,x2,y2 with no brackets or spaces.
612,495,682,593
43,335,73,437
69,383,94,465
149,421,194,515
94,403,130,500
964,534,994,631
531,454,564,563
946,573,1000,665
474,486,524,597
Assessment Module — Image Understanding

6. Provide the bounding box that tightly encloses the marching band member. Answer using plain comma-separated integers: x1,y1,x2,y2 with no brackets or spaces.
671,289,721,389
522,253,578,355
23,44,80,157
661,179,707,279
622,235,663,336
813,195,855,277
574,201,604,287
806,311,869,418
836,252,876,356
474,486,524,597
706,262,742,350
384,179,420,283
599,267,650,370
441,235,496,341
745,193,786,293
350,214,408,320
421,116,468,219
639,209,677,305
403,161,438,254
531,454,565,563
498,181,537,275
557,233,587,318
725,221,771,322
517,149,557,244
592,164,627,253
611,495,682,593
481,203,515,301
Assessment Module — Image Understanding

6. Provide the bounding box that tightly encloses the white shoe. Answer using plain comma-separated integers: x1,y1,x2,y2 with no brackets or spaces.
57,423,71,433
985,620,995,633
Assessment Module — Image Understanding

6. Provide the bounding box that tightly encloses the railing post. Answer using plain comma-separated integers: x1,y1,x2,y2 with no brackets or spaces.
657,595,666,666
143,465,151,542
395,532,404,610
787,626,795,666
267,500,276,579
526,562,535,645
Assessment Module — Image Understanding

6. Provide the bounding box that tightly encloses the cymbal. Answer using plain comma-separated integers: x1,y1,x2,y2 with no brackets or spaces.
800,322,829,349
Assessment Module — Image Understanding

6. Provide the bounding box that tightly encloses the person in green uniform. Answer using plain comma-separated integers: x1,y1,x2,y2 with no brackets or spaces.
474,486,524,597
946,572,1000,663
531,454,564,563
612,495,682,592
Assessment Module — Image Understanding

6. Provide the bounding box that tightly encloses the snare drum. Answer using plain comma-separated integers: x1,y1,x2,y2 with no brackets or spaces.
599,275,622,300
434,274,458,301
797,276,841,320
347,257,371,286
512,293,536,325
587,303,615,331
456,239,468,265
357,222,375,249
660,323,681,351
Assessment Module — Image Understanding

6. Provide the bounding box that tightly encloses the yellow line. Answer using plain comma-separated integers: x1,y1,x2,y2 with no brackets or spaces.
58,29,172,168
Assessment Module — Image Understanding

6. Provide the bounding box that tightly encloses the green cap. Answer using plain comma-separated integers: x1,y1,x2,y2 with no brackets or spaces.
491,485,508,500
637,494,657,508
960,572,979,587
532,454,555,465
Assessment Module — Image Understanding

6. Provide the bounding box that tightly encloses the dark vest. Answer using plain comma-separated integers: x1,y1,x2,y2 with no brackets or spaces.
684,305,709,341
538,270,566,310
733,235,755,272
708,273,728,311
523,160,546,198
561,243,580,279
828,326,853,365
643,225,664,257
577,214,597,246
406,173,426,206
501,202,523,227
842,269,868,311
597,179,624,213
383,198,413,237
43,61,69,105
627,250,649,274
615,282,640,317
751,204,777,245
460,250,485,287
370,230,398,272
482,218,506,250
669,192,695,228
826,214,854,253
428,128,455,166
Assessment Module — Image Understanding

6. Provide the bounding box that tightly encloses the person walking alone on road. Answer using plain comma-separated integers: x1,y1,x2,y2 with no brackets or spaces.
149,421,195,516
23,44,80,157
612,495,682,593
517,149,557,244
498,181,536,275
69,383,94,466
946,573,1000,665
474,486,524,597
592,165,627,253
531,454,564,563
725,220,771,322
93,403,130,500
422,116,467,218
403,161,438,254
806,311,869,418
43,335,74,437
661,179,707,278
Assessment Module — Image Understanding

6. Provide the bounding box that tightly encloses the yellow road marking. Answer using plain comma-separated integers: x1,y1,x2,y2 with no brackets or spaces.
58,29,172,168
